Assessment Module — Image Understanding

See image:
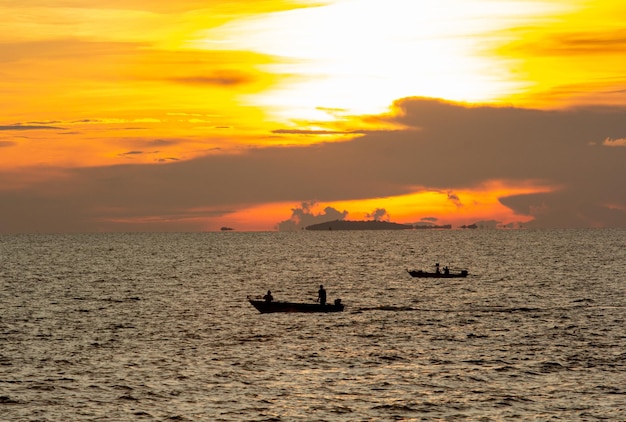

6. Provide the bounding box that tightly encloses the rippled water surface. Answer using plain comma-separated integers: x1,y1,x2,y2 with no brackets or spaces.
1,229,625,420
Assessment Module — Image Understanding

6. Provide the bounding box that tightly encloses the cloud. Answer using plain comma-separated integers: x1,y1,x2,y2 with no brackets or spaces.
170,71,254,86
147,139,180,147
513,28,626,56
0,141,17,148
447,191,462,207
276,202,348,231
1,97,626,231
366,208,389,222
118,151,145,156
0,125,64,131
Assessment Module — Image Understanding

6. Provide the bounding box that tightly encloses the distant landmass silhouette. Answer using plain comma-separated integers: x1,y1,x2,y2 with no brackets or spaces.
414,224,453,229
305,220,414,231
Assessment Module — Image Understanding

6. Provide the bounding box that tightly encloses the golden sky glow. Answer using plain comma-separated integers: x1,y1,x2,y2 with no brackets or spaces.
1,0,626,231
222,180,554,231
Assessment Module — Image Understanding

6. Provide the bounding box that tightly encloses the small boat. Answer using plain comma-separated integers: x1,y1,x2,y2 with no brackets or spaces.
406,269,468,278
247,297,344,313
407,263,468,278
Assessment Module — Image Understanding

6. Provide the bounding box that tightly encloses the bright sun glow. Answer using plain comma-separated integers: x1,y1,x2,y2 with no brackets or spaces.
197,0,569,122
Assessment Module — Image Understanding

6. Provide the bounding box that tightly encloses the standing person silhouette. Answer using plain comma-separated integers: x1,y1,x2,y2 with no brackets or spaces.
317,285,327,306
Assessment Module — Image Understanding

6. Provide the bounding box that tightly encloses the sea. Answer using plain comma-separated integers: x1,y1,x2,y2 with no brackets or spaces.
1,229,625,421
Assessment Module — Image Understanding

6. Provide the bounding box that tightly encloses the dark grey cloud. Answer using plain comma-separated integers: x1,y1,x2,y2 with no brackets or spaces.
385,97,626,227
118,151,144,156
1,96,625,232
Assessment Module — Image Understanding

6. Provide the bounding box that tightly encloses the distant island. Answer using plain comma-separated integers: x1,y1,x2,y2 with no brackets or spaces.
302,220,484,231
305,220,414,231
220,226,235,231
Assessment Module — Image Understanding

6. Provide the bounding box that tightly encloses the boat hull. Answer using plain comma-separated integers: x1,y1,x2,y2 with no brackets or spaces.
407,269,468,278
248,299,344,313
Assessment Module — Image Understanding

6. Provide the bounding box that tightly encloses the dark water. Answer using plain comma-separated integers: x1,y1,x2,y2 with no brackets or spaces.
1,229,625,420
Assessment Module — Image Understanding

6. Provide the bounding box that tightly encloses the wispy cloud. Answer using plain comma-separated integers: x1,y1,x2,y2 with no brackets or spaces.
0,125,64,131
147,139,180,147
516,29,626,56
170,71,255,86
118,151,145,156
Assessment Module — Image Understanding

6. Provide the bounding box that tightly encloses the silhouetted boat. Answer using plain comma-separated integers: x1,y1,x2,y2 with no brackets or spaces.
407,269,468,278
247,297,344,313
407,263,468,278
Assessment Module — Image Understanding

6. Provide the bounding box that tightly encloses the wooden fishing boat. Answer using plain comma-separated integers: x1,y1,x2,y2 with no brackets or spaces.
407,263,468,278
247,297,344,313
406,269,468,278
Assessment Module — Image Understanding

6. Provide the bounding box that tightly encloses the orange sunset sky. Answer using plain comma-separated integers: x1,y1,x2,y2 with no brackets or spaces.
1,0,626,232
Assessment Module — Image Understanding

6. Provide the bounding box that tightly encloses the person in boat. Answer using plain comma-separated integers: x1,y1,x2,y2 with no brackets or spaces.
435,263,441,274
444,266,450,275
263,290,273,303
317,285,327,306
